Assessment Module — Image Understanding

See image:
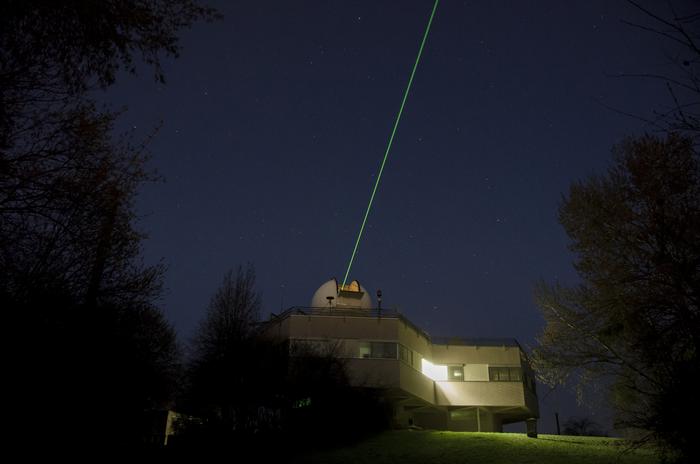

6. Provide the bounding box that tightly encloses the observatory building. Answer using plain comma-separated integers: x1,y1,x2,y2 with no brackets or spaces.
264,278,539,433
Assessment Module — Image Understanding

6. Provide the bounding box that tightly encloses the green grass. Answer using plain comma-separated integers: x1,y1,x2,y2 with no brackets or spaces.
296,430,659,464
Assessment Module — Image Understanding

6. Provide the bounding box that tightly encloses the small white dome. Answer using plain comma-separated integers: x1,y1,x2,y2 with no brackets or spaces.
310,278,373,309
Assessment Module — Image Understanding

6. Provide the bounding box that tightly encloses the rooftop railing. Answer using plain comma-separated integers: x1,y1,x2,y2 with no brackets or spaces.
266,306,524,350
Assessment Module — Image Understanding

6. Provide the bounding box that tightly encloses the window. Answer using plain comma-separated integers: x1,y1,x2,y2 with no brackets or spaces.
359,342,371,359
358,341,398,359
422,358,448,381
489,366,522,382
399,345,413,365
291,339,333,355
489,367,506,381
448,366,464,381
371,342,397,359
450,410,471,420
509,367,522,382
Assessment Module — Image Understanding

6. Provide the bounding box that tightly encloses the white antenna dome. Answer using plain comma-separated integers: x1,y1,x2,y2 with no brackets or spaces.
310,278,373,309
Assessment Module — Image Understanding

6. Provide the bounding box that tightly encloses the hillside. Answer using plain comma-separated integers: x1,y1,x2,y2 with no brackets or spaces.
296,430,659,464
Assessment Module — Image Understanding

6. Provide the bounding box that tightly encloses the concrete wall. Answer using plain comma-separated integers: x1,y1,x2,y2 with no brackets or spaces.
414,410,448,430
399,361,435,404
463,364,489,381
397,318,433,360
287,314,400,340
431,344,521,365
435,381,525,407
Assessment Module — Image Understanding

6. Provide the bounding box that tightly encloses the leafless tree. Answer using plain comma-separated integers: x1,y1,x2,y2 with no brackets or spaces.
616,1,700,138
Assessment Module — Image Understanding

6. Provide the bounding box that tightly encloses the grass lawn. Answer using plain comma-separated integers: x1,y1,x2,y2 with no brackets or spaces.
296,430,659,464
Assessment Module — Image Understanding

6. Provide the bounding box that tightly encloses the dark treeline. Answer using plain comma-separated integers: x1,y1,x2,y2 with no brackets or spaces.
172,265,391,453
533,3,700,463
1,1,390,452
0,0,213,448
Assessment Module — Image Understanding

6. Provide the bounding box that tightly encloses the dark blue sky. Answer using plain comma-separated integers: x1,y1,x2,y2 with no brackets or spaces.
104,0,691,433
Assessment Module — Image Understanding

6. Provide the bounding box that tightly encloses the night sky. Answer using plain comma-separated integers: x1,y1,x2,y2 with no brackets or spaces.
103,0,689,433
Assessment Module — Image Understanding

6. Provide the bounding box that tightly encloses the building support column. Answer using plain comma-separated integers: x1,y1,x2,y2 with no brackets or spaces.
526,418,538,438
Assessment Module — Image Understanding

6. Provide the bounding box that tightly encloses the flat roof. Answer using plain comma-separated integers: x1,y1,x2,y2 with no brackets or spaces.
266,307,523,350
431,336,521,348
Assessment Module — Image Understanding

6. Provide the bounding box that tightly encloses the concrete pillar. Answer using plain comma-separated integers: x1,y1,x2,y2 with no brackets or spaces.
526,418,538,438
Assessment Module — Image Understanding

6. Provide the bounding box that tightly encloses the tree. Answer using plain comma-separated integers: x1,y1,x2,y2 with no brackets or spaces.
185,264,266,434
619,1,700,139
1,0,217,447
532,133,700,462
1,0,218,306
178,266,391,451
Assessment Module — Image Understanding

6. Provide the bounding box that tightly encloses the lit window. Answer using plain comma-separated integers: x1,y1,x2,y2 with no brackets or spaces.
359,342,371,358
448,366,464,381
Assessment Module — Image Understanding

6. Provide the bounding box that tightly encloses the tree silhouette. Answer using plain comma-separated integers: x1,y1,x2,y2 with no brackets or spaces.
533,133,699,461
184,265,267,435
619,1,700,139
1,0,217,448
177,266,391,451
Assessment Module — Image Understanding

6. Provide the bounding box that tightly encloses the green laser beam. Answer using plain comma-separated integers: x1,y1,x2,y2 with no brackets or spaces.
341,0,439,289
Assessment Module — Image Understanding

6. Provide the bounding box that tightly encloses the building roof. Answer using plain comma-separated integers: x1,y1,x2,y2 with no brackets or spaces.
266,306,523,350
431,336,521,348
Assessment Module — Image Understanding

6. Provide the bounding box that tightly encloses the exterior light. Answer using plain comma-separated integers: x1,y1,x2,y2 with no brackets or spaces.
421,359,448,381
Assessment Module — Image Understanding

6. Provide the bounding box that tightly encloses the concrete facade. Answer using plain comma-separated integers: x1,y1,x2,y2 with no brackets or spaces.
265,302,539,432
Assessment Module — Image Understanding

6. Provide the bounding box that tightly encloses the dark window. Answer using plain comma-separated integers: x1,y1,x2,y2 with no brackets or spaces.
371,342,397,359
448,366,464,381
399,345,413,365
359,341,398,359
509,367,522,382
489,366,523,382
489,367,506,381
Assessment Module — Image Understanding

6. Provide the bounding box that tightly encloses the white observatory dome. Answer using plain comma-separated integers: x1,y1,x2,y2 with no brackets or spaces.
310,278,373,309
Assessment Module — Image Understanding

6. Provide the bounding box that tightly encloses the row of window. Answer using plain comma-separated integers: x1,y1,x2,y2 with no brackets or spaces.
358,341,397,360
488,366,522,382
356,340,524,383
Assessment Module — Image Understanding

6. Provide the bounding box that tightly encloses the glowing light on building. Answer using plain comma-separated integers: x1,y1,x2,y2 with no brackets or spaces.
421,358,448,381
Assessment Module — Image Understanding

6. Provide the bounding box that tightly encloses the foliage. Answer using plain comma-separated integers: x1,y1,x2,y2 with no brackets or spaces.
283,341,392,446
532,133,700,462
0,0,219,90
1,0,216,448
183,264,268,433
177,265,391,451
192,265,262,360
